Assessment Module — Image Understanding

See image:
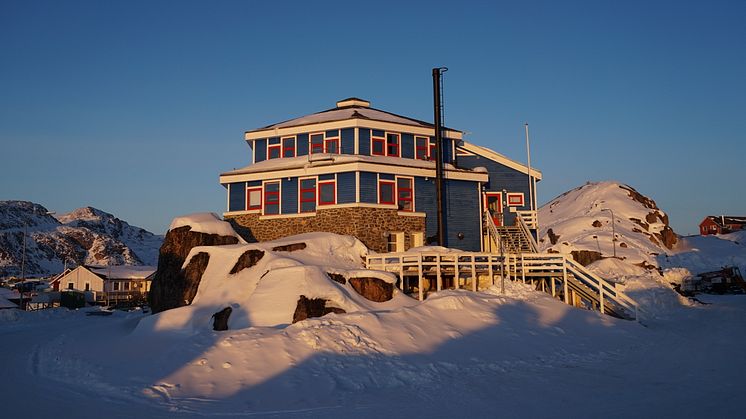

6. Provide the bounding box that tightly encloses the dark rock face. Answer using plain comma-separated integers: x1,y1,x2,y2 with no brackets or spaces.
272,242,307,252
149,226,239,313
212,307,232,331
592,220,603,228
619,184,678,249
349,277,393,302
292,295,346,323
571,250,604,267
229,249,265,274
658,227,677,249
547,228,560,245
327,272,347,285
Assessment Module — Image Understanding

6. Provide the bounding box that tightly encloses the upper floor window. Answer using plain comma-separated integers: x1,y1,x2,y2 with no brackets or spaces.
371,135,386,156
386,133,400,157
397,177,413,211
247,186,262,210
324,135,339,154
310,133,324,154
299,178,316,213
379,179,395,205
415,136,430,160
282,137,296,158
264,181,280,215
319,179,336,205
507,192,525,206
268,143,281,160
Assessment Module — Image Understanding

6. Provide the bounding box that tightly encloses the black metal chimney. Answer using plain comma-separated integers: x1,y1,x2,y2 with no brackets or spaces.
432,67,447,247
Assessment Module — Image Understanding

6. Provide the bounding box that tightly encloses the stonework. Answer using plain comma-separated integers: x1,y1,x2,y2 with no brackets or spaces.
226,207,425,253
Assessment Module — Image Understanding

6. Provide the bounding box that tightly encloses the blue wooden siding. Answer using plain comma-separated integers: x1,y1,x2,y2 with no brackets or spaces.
401,133,414,159
297,133,309,156
359,171,377,203
358,128,370,155
254,139,267,163
415,177,438,241
281,178,298,214
444,179,481,251
337,172,356,203
248,180,261,187
379,173,395,181
228,182,246,212
341,128,355,154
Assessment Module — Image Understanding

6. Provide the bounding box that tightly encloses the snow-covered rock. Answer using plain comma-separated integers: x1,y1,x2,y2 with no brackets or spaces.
0,201,163,277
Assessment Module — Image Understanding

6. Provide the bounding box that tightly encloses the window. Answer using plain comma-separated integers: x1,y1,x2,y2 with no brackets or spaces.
379,179,395,204
67,282,74,290
264,181,280,215
267,143,281,159
507,193,525,207
397,177,413,211
371,135,386,156
318,180,336,205
386,133,400,157
411,232,424,248
324,136,339,154
415,136,430,160
299,178,316,213
282,137,296,158
84,282,90,291
113,282,120,291
310,133,324,154
123,282,130,291
387,232,404,253
247,187,262,210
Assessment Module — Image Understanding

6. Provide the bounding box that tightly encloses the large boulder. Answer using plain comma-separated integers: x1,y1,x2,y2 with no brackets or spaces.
349,277,394,302
292,295,346,323
149,225,239,313
229,249,265,274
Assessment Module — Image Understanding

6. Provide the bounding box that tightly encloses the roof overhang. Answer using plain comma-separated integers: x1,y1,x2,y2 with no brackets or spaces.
459,141,542,180
245,118,463,141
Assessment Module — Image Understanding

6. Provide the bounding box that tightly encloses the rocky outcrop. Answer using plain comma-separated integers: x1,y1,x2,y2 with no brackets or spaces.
349,277,394,302
571,250,604,266
148,226,239,313
547,228,560,245
327,272,347,285
292,295,346,323
229,249,265,274
211,307,232,331
272,242,306,252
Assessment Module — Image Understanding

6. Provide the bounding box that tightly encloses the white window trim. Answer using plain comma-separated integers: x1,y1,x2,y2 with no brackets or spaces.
395,175,415,212
262,180,282,216
318,174,337,206
298,176,317,213
281,136,297,158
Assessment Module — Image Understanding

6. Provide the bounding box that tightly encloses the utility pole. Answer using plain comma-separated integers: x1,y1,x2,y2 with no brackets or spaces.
19,224,26,310
525,123,534,214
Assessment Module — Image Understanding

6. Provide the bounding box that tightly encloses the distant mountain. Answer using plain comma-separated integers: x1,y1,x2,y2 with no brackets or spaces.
0,201,163,277
538,181,678,269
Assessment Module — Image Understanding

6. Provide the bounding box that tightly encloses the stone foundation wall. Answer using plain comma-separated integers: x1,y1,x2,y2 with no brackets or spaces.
226,207,425,253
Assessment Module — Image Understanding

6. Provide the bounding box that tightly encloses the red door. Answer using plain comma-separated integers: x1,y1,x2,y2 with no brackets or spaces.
484,192,503,226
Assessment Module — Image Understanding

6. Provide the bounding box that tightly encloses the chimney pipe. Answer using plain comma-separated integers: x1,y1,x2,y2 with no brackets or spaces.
433,67,447,247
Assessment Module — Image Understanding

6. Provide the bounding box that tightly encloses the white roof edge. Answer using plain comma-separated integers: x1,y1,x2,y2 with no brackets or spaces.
244,119,463,141
459,141,542,180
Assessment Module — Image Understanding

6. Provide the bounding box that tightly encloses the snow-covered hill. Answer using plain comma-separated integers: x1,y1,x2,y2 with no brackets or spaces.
0,201,163,277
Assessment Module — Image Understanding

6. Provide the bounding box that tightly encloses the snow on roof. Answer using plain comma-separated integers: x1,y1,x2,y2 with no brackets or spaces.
89,266,156,279
222,153,466,177
253,105,441,132
168,213,245,242
702,216,746,226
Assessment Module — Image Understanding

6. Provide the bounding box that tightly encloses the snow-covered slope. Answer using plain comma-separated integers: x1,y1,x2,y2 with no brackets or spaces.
0,201,163,277
538,181,677,268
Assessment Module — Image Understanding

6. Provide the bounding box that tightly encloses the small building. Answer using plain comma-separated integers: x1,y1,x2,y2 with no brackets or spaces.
219,98,541,253
50,265,155,304
699,216,746,236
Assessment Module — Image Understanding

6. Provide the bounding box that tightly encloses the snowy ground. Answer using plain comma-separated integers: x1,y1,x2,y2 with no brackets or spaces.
1,283,745,418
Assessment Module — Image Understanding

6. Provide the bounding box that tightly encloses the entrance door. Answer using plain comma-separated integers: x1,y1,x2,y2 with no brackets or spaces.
484,192,503,226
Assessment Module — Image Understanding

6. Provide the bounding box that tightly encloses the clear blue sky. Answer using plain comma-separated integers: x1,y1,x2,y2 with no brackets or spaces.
1,0,744,235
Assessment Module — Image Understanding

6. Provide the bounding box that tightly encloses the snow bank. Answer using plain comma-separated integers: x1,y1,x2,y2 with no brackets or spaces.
168,212,245,241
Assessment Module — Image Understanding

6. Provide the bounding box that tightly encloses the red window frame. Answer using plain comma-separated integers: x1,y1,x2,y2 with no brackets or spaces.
267,144,281,160
507,193,525,206
318,180,336,205
263,182,280,215
386,133,400,157
310,133,324,154
324,137,340,154
299,178,316,213
396,177,413,212
415,136,429,160
246,187,262,210
282,137,296,158
429,142,436,161
371,136,386,156
378,179,395,204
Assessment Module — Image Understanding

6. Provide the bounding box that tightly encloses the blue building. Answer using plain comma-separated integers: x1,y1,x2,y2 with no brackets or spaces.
220,98,541,253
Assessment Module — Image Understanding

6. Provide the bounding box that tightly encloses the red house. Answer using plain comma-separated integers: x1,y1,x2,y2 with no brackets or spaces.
699,216,746,236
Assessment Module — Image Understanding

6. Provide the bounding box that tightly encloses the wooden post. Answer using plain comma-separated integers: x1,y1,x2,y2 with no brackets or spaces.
454,257,460,290
436,255,442,292
562,257,569,304
418,255,424,301
471,256,477,292
599,285,605,314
